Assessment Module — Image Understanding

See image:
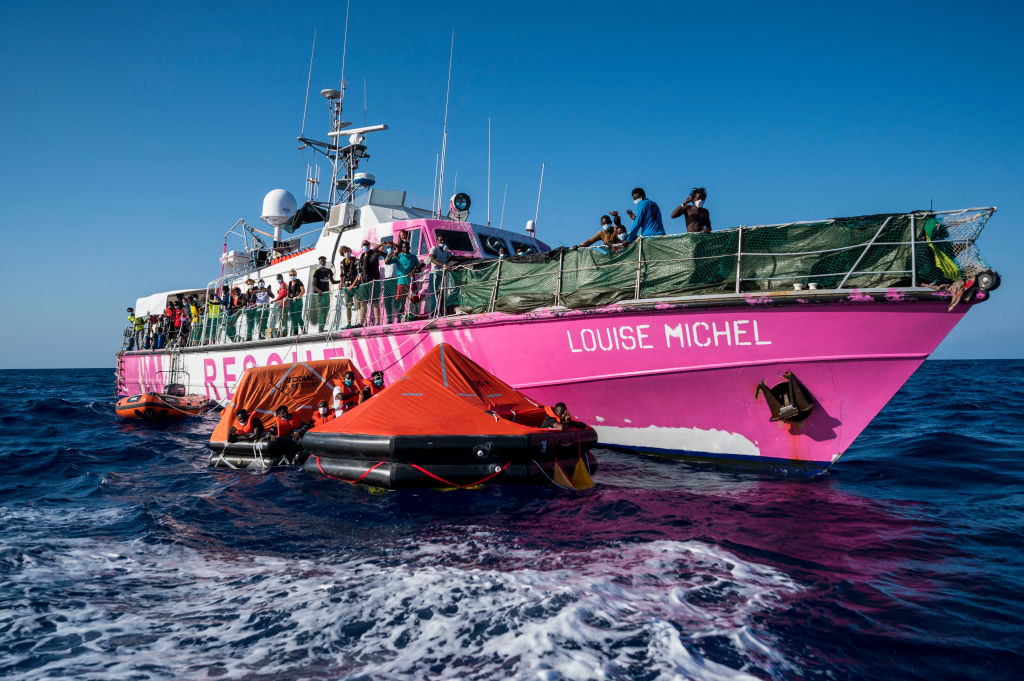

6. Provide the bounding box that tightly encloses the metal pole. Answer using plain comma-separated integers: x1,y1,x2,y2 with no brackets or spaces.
634,239,644,299
910,214,917,287
555,250,564,306
836,216,893,289
735,226,744,294
489,259,502,312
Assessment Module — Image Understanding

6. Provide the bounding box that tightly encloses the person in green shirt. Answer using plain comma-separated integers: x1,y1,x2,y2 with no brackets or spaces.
388,241,423,321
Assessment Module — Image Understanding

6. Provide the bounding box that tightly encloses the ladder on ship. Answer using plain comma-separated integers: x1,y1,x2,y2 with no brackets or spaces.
114,351,126,396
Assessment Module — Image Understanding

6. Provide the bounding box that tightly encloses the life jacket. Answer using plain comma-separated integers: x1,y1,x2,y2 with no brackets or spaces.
312,411,335,426
234,417,257,435
275,413,304,437
362,381,385,401
333,384,361,413
544,405,571,425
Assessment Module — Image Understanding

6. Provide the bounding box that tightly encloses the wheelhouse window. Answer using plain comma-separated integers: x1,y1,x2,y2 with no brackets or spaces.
435,229,476,253
477,232,508,257
510,241,540,255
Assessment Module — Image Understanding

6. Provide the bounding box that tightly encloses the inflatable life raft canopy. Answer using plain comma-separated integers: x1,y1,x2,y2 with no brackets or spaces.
302,343,598,488
309,344,551,437
209,359,366,445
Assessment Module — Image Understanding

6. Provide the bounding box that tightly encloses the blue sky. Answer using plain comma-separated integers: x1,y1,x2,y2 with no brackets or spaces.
0,0,1020,368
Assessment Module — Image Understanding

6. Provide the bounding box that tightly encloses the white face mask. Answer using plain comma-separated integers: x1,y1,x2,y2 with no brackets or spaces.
319,407,328,415
694,199,704,208
633,198,641,205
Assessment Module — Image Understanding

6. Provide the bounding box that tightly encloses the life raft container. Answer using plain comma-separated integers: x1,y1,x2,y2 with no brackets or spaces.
303,428,598,489
115,391,208,421
207,437,305,469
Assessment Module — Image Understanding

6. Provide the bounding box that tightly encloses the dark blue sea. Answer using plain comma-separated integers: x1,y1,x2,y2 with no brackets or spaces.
1,361,1022,680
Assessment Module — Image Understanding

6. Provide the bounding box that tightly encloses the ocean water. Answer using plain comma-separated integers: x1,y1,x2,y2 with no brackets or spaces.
1,361,1022,680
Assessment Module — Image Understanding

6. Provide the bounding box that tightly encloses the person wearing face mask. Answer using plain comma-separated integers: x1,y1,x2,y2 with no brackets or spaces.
332,370,362,416
355,240,383,327
670,187,712,233
623,187,665,244
574,214,626,251
266,275,287,337
287,269,305,335
312,400,335,426
380,241,400,325
310,256,339,332
228,408,265,443
338,246,360,327
269,405,307,442
361,370,386,402
253,282,270,338
428,235,454,315
390,242,422,321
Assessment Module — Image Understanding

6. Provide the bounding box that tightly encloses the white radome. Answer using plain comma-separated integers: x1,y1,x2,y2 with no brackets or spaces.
261,189,297,226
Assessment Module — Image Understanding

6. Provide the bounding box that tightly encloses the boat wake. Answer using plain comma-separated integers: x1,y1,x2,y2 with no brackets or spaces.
0,505,799,680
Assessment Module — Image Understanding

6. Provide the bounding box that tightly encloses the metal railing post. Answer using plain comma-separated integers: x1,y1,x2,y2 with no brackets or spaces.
633,238,644,299
488,259,502,313
555,250,564,306
735,226,744,294
910,214,917,287
836,216,893,289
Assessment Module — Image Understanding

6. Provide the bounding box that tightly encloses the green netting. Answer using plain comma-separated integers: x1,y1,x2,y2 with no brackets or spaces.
452,209,992,314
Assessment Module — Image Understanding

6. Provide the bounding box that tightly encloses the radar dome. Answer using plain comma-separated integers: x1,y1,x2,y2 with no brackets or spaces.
261,189,298,226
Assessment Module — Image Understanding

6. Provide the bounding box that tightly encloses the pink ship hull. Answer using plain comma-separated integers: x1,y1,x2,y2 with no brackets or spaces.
117,292,974,471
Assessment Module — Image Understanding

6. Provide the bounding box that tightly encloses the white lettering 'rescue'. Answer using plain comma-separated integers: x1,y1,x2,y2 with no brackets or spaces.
567,320,771,353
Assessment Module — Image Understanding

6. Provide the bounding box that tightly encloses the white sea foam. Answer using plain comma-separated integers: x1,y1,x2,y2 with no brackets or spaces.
0,514,802,681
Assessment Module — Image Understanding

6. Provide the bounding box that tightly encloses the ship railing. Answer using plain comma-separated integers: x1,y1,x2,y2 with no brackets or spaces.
123,207,995,350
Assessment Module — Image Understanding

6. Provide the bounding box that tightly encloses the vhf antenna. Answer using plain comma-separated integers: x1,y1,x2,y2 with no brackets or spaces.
300,28,317,138
436,29,455,218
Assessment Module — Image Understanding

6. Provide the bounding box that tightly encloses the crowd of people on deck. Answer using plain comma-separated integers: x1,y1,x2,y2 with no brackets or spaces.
122,186,712,349
124,294,203,351
573,186,711,251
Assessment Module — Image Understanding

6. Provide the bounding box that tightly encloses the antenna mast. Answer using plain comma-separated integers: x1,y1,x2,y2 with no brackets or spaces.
436,30,455,218
300,28,317,137
340,0,351,99
499,183,508,229
487,117,491,226
534,162,545,231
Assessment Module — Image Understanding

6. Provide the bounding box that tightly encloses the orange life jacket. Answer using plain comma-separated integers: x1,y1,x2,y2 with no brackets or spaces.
234,417,257,435
312,411,335,426
335,385,360,411
544,405,570,424
275,414,304,436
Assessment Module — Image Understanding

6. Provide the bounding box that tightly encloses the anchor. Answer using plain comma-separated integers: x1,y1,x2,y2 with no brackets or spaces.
755,371,816,423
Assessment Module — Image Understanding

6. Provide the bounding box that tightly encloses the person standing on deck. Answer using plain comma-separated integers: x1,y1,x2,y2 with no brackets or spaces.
622,187,665,243
310,256,339,332
287,269,305,335
355,240,383,327
428,234,454,314
339,246,360,327
670,187,712,233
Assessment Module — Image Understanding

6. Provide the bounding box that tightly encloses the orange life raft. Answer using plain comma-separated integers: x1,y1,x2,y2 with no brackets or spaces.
116,384,208,421
302,343,598,489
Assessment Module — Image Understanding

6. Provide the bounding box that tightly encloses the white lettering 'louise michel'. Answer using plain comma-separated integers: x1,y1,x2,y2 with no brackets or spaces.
567,320,771,353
